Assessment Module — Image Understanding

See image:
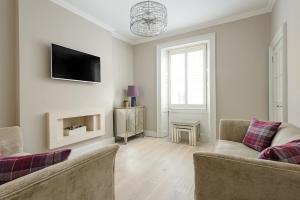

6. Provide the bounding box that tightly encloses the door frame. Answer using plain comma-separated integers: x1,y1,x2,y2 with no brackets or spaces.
269,23,288,121
156,33,216,142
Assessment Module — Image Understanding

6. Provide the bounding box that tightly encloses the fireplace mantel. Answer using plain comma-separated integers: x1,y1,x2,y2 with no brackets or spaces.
46,110,105,149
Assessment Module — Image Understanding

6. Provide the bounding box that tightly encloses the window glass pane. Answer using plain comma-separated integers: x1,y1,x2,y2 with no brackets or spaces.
170,53,185,104
187,50,204,105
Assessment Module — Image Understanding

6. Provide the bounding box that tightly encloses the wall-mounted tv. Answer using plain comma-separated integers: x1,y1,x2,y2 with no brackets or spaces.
51,44,101,83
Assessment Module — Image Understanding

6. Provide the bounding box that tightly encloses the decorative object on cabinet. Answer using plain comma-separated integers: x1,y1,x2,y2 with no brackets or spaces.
123,96,129,108
127,85,139,107
114,106,145,144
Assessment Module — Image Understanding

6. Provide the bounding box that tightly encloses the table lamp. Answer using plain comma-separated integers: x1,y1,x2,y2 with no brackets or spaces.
127,85,139,107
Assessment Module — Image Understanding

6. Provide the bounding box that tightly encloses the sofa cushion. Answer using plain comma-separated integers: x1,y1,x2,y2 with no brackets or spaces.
259,139,300,164
0,149,71,185
271,126,300,146
214,140,259,158
242,119,281,152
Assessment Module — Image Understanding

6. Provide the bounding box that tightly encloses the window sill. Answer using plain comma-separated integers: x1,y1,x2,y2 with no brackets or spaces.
169,108,208,114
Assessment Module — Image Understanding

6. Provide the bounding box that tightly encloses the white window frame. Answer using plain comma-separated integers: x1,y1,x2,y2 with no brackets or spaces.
157,33,216,140
168,44,207,110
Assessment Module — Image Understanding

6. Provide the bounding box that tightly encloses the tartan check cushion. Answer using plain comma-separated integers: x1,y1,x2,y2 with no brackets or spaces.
258,139,300,164
242,119,281,152
0,149,71,185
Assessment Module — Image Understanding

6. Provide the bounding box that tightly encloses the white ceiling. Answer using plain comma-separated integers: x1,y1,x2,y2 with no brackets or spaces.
52,0,275,44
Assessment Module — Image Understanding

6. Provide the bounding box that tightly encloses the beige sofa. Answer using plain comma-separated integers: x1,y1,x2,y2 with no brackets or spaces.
0,126,119,200
194,119,300,200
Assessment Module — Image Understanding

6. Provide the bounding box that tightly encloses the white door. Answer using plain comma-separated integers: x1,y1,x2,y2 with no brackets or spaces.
269,24,287,122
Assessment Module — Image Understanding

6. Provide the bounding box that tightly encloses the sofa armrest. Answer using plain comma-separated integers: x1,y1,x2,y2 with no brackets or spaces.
219,119,250,142
0,144,119,200
194,152,300,200
0,126,23,155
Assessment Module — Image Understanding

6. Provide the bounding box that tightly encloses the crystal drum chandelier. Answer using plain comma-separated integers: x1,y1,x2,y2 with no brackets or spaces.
130,1,167,37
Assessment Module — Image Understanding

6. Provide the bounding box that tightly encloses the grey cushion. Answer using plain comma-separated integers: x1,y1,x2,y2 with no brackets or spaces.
271,125,300,146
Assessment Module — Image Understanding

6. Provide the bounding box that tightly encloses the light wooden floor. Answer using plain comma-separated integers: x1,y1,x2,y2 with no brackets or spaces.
115,137,213,200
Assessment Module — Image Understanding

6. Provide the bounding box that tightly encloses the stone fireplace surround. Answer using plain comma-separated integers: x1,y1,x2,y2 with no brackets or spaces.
46,110,105,149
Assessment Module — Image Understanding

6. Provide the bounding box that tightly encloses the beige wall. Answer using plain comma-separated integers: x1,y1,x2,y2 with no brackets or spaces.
0,0,17,127
272,0,300,127
0,0,284,149
286,1,300,127
134,14,271,133
18,0,133,152
112,38,134,107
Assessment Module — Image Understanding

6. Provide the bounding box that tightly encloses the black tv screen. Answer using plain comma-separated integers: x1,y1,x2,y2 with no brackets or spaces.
51,44,101,83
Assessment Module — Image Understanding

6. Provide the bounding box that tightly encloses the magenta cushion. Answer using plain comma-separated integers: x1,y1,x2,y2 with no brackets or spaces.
242,119,281,152
0,149,71,185
259,139,300,164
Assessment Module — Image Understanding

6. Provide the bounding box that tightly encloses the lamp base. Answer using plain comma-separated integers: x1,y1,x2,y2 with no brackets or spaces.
131,97,137,107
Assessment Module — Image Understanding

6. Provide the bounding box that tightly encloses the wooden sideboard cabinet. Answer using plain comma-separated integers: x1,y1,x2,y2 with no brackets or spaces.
114,106,145,144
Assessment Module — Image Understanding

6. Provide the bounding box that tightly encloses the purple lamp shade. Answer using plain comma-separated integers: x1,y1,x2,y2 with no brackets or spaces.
127,86,139,97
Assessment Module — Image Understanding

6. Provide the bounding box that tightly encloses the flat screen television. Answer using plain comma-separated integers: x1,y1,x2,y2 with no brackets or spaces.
51,44,101,83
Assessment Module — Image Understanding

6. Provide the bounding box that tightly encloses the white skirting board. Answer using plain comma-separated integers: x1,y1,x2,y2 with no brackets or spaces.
144,130,158,137
69,137,115,158
144,129,210,142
